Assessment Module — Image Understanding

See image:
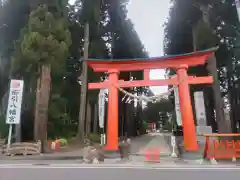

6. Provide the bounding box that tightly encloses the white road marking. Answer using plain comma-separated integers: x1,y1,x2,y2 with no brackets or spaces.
0,163,239,170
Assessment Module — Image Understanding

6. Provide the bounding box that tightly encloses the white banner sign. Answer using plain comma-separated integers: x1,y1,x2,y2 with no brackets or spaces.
174,87,182,126
6,79,24,124
194,91,207,126
98,89,106,128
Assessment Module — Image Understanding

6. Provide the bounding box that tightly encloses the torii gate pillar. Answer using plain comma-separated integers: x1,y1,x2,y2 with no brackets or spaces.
105,69,119,150
177,64,198,151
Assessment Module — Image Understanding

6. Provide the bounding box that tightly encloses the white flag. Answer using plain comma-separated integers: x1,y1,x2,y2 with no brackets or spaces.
174,87,182,126
98,89,106,128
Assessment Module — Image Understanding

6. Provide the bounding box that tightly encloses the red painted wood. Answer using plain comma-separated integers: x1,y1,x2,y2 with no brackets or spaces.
105,70,119,151
87,53,212,72
177,65,198,151
86,49,216,152
88,76,213,89
144,69,150,80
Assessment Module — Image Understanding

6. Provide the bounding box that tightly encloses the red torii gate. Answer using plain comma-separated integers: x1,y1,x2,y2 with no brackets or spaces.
87,49,215,152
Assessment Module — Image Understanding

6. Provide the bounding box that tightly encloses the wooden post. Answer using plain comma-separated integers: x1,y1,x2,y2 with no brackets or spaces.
105,69,119,151
77,23,89,142
177,64,198,151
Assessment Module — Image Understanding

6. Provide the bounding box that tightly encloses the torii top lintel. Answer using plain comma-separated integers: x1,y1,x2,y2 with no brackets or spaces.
86,47,218,72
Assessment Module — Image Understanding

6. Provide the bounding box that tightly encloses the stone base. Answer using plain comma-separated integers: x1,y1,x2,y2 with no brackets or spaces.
196,125,212,143
196,125,212,134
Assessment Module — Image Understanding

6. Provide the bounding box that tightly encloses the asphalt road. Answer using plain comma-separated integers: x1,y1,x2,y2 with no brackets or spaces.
0,165,239,180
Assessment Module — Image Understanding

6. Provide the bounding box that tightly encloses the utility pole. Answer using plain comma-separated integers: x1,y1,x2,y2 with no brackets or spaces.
77,23,89,143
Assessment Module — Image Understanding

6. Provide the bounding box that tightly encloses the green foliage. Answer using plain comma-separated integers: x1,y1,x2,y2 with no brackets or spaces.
12,5,71,76
0,0,30,58
194,20,217,50
86,133,101,143
58,138,68,146
11,4,72,139
47,96,77,139
0,114,8,138
1,0,149,140
164,0,240,132
143,98,173,124
0,0,30,102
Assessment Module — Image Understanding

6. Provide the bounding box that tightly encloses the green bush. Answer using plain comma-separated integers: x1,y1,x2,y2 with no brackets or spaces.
58,138,68,146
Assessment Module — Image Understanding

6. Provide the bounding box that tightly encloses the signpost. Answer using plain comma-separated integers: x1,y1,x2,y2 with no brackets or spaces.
98,89,106,145
6,79,24,148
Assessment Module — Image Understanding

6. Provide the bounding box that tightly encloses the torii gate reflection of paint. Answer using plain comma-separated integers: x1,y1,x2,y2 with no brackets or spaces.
87,48,216,152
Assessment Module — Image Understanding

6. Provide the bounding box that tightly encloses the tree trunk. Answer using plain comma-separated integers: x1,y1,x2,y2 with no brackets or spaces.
77,23,89,142
34,75,41,141
192,25,197,51
126,103,130,137
229,88,238,133
207,55,227,133
35,64,51,152
85,100,92,134
204,87,217,132
93,103,98,133
196,5,227,133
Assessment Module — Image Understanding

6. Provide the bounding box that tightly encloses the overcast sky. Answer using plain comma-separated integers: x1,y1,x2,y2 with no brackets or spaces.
69,0,171,94
128,0,171,94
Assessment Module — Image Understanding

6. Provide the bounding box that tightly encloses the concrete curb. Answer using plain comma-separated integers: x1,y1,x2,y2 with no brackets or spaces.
0,155,84,161
0,152,172,161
